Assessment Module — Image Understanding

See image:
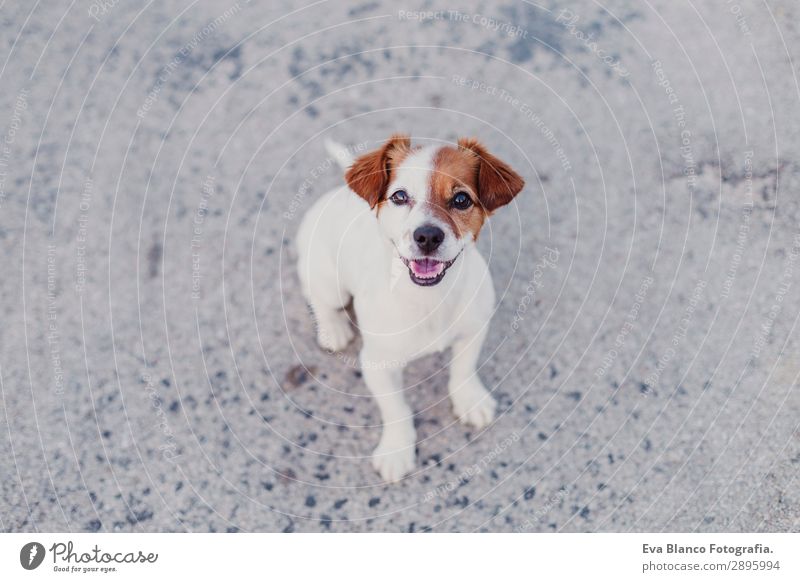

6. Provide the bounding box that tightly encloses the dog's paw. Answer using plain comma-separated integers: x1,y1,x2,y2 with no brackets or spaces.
372,434,416,483
451,379,496,429
316,312,355,353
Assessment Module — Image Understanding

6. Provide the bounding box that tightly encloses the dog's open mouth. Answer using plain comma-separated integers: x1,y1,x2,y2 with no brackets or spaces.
400,256,457,286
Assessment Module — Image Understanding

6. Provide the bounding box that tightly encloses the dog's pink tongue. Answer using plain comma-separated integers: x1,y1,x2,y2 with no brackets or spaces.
411,258,444,278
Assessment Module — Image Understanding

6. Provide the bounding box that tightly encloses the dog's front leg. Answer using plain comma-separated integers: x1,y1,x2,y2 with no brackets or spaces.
361,349,416,482
449,328,496,429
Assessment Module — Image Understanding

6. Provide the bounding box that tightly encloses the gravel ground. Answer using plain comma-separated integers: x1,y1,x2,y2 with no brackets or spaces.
1,0,800,533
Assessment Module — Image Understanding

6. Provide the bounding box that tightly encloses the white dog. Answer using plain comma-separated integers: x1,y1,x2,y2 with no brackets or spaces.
297,135,524,482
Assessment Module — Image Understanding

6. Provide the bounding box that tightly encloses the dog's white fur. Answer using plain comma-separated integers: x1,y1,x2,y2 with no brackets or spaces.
297,137,521,482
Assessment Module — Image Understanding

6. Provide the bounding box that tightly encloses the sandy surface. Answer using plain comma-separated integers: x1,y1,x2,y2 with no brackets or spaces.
1,0,800,532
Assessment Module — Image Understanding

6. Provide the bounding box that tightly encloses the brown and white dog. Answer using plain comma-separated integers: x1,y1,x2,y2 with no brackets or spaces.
297,135,524,482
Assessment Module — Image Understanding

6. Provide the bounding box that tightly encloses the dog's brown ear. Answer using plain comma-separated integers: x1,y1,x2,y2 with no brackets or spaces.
345,134,411,208
458,138,524,213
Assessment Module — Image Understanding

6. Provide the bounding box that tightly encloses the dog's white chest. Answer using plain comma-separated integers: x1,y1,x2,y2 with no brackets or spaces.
354,289,460,360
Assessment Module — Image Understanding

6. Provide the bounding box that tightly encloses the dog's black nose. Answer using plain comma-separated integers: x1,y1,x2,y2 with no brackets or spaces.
413,224,444,254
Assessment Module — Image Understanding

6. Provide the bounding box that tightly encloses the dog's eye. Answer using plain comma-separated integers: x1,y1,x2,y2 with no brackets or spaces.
390,190,409,205
451,192,472,210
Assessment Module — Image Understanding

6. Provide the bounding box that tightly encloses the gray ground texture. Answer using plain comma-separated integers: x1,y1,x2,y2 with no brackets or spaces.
1,0,800,533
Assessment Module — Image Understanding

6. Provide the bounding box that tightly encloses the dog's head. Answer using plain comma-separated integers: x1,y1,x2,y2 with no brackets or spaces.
345,134,524,287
